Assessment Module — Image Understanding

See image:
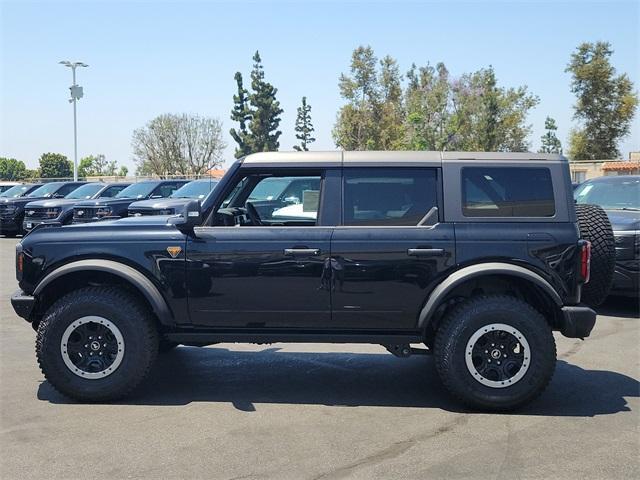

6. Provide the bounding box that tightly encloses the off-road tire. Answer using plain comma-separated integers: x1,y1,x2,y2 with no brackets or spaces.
36,286,159,401
434,295,556,411
575,204,615,307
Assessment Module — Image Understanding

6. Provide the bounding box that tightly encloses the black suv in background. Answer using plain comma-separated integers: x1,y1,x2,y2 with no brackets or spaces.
0,181,86,237
128,179,219,217
72,180,189,223
22,182,130,232
11,151,614,410
575,175,639,297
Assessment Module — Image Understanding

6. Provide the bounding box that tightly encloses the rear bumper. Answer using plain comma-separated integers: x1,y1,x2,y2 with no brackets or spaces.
559,305,596,338
11,289,35,322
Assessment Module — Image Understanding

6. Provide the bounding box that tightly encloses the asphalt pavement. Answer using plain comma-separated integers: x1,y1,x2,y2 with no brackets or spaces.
1,237,638,479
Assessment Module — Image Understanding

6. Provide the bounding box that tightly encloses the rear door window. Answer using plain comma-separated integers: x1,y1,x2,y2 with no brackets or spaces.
462,167,555,217
342,168,438,226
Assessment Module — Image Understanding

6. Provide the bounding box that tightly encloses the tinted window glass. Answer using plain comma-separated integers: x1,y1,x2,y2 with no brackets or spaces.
99,185,128,198
248,176,321,223
154,183,181,198
462,167,555,217
343,168,437,226
0,184,32,198
57,183,84,197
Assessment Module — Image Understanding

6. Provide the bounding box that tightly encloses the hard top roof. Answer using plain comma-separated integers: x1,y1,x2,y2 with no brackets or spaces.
241,151,566,167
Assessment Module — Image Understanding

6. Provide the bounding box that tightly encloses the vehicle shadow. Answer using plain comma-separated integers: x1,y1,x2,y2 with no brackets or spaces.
38,347,638,417
596,296,639,319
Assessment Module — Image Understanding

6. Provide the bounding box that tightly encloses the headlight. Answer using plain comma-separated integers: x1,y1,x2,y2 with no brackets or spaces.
44,208,61,219
95,207,112,218
4,205,17,215
158,208,175,215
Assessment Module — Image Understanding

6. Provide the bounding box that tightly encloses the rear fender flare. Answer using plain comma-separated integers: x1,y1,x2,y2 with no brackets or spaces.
418,262,562,329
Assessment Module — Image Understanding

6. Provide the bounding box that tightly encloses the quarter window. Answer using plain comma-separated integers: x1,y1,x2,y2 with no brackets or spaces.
462,167,555,217
343,168,438,226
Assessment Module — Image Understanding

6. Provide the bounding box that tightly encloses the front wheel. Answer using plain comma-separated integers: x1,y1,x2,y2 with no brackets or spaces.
36,286,159,401
434,295,556,411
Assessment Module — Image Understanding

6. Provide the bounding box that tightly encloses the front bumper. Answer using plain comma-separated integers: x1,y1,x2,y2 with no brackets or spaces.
11,289,35,322
0,217,20,233
559,305,596,338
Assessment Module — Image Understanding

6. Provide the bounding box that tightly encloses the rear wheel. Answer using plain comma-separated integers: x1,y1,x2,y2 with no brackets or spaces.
575,204,615,307
36,286,159,401
434,295,556,411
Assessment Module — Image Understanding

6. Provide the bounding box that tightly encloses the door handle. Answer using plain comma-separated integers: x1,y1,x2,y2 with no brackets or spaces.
284,248,321,256
407,248,445,257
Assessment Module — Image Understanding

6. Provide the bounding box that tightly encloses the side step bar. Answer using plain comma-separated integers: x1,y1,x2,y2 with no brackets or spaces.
165,330,423,347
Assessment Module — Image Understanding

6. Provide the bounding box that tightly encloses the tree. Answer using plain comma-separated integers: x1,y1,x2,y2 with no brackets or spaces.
230,72,253,158
39,153,72,178
78,154,118,177
248,51,283,152
333,46,383,150
566,41,638,159
293,97,316,151
334,47,538,152
132,113,225,176
449,67,538,151
0,157,28,180
117,165,129,177
539,117,563,153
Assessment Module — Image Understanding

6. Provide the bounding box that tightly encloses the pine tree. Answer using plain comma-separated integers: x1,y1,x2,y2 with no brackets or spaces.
248,51,283,152
293,97,315,151
539,117,563,153
229,72,252,158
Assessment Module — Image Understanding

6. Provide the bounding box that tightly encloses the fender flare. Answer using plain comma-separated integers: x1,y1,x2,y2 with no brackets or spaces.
33,259,173,325
418,262,563,329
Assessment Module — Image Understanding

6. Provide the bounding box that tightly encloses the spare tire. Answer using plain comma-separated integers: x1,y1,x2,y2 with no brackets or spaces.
575,204,615,307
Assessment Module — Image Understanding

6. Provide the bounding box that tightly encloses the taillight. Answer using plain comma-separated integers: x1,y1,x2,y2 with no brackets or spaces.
580,241,591,284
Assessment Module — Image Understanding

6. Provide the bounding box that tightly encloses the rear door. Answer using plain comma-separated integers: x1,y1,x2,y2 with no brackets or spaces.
330,166,455,330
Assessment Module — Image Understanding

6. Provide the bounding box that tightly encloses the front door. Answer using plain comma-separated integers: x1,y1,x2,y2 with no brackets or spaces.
330,167,455,330
186,170,333,328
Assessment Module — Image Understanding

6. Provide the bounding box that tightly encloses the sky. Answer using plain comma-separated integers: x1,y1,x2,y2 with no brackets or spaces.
1,0,638,172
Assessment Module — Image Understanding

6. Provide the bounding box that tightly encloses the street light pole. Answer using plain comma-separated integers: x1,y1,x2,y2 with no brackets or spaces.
59,61,88,181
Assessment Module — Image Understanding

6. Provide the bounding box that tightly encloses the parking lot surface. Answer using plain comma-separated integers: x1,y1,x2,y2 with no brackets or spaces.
0,236,638,480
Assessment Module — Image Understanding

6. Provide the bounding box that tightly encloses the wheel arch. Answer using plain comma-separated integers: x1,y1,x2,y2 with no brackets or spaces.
419,262,563,332
33,259,173,325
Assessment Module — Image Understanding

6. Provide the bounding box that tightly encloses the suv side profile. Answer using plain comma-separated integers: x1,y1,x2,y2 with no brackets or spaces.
11,152,603,410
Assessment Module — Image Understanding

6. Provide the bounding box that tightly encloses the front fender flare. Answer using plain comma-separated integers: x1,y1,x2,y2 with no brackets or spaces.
418,262,563,329
33,259,173,325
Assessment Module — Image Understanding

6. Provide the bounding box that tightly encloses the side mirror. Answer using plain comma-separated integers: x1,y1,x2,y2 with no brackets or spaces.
168,200,201,234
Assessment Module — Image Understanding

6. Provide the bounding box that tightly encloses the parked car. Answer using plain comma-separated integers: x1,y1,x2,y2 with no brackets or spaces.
575,175,639,297
72,180,189,224
0,181,22,194
128,178,219,217
22,182,131,232
0,181,86,237
0,183,43,199
12,151,613,410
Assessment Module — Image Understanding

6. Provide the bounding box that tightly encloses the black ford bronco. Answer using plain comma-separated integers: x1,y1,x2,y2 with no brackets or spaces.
11,151,614,410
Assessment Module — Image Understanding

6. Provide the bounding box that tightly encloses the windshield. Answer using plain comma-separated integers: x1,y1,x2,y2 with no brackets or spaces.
0,184,32,198
575,178,640,211
27,183,62,198
65,183,105,199
115,182,157,199
170,180,218,199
